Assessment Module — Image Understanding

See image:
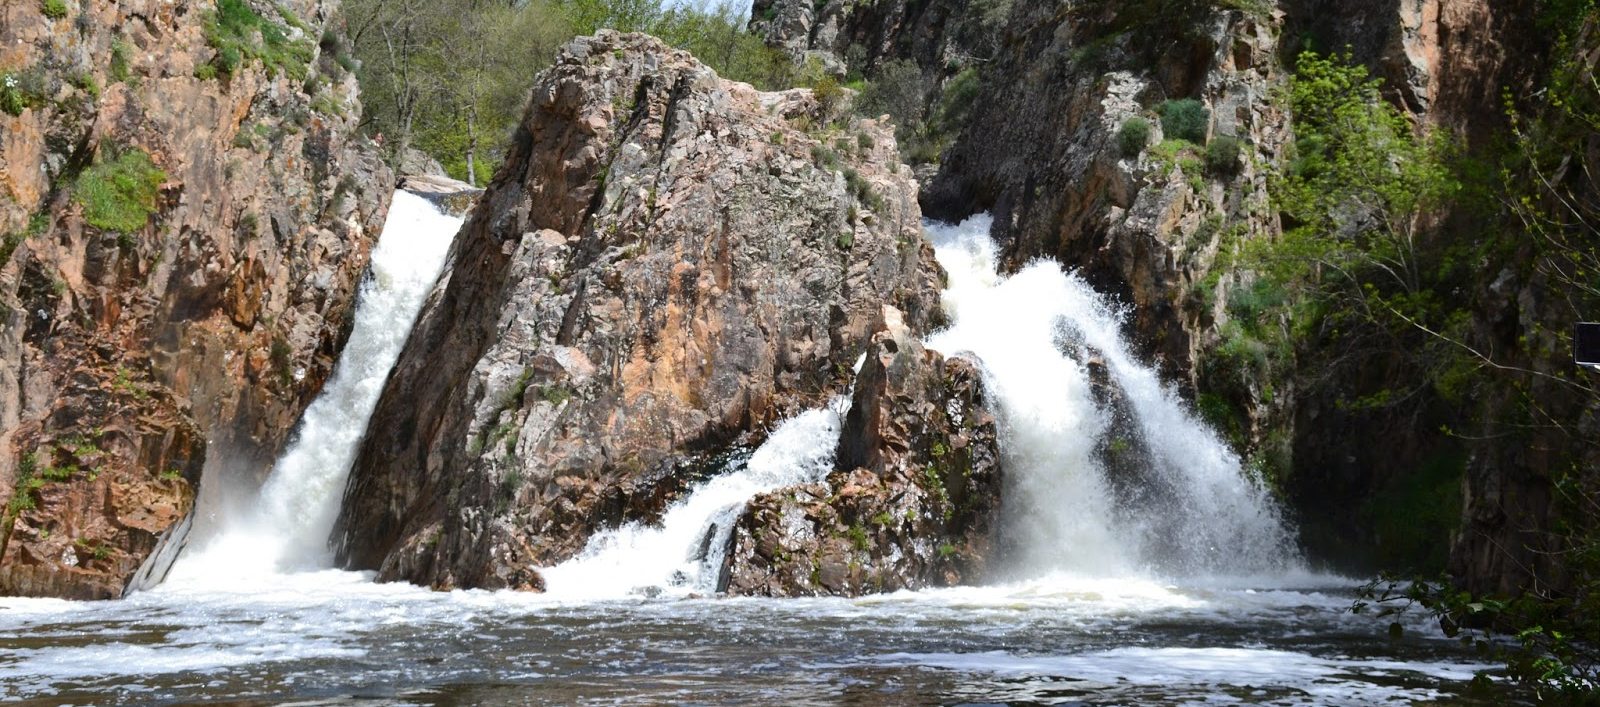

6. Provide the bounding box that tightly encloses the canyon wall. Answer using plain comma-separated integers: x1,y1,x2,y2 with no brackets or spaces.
334,31,944,591
758,0,1576,591
0,0,391,599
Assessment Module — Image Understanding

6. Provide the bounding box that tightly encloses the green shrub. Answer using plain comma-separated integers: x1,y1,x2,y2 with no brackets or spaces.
1117,116,1151,156
811,75,845,120
73,146,166,233
858,59,927,136
0,69,44,115
1158,98,1209,144
41,0,68,20
110,39,133,82
1205,134,1242,175
202,0,313,80
0,212,49,269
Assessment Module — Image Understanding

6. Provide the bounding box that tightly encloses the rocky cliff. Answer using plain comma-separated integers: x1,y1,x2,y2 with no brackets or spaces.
333,31,943,592
0,0,391,599
757,0,1577,591
725,305,1001,596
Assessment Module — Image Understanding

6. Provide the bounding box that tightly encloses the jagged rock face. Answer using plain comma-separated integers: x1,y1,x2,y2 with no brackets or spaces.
750,0,1007,75
335,31,943,592
0,0,392,599
1282,0,1536,133
725,307,1001,596
926,4,1290,396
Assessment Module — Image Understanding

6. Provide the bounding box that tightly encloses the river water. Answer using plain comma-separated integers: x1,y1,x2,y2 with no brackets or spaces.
0,197,1521,705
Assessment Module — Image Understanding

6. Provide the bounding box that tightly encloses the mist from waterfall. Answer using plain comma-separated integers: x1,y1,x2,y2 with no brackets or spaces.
164,192,460,585
923,214,1299,580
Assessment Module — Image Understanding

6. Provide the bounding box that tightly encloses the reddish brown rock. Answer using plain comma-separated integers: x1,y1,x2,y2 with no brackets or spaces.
724,306,1002,596
0,0,392,598
334,31,943,591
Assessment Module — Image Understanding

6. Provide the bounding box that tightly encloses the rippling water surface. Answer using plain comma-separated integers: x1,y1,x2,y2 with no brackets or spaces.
0,200,1519,707
0,571,1517,706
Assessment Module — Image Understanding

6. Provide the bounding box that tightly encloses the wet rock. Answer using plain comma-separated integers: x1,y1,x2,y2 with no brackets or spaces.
0,0,392,598
335,31,943,591
398,174,483,217
725,306,1001,596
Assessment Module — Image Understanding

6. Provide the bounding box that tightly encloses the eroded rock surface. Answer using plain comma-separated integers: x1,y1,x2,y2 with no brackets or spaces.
335,31,942,591
724,305,1001,596
0,0,391,598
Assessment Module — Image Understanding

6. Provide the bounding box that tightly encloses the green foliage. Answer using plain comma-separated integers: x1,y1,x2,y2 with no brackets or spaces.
350,0,792,182
539,384,571,406
841,167,883,212
110,39,133,83
1364,449,1464,570
857,59,928,137
41,0,68,20
1,212,49,269
1,72,33,116
811,75,845,120
71,73,99,100
73,146,166,234
846,524,869,551
1158,98,1209,144
269,336,293,387
1235,52,1461,405
1118,116,1151,156
203,0,314,80
5,453,42,521
1355,570,1600,702
1205,134,1242,176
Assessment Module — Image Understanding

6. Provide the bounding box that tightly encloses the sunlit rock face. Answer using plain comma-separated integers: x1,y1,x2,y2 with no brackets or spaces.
725,306,1003,597
0,0,392,599
335,30,944,592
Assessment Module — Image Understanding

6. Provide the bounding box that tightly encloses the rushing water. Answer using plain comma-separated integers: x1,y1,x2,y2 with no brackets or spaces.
0,203,1520,705
922,214,1296,580
166,191,460,586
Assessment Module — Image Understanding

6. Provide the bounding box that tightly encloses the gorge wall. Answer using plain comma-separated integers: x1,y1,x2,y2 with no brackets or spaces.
757,0,1580,592
333,31,949,592
0,0,391,599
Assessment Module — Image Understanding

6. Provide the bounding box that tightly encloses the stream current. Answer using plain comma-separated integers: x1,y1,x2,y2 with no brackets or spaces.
0,195,1517,705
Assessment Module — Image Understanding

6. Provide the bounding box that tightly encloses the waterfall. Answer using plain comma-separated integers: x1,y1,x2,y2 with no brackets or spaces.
539,398,849,599
924,214,1299,579
163,191,460,585
542,213,1296,596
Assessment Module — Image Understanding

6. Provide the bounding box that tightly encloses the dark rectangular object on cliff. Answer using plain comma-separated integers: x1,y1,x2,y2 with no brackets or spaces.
1576,323,1600,369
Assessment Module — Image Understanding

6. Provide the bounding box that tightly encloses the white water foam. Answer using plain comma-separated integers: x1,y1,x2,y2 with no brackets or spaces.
871,647,1495,706
164,191,460,584
923,214,1298,580
540,398,850,599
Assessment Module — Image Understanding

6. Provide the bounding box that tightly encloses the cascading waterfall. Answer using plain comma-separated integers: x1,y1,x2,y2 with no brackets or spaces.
164,192,460,584
542,213,1297,594
924,214,1299,579
540,397,850,599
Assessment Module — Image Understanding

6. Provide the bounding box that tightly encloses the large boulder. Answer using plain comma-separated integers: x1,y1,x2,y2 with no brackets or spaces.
333,31,944,591
724,306,1002,596
0,0,392,599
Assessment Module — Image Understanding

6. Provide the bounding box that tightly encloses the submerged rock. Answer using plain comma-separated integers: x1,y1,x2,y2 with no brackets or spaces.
0,0,392,598
334,31,943,591
724,306,1002,596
